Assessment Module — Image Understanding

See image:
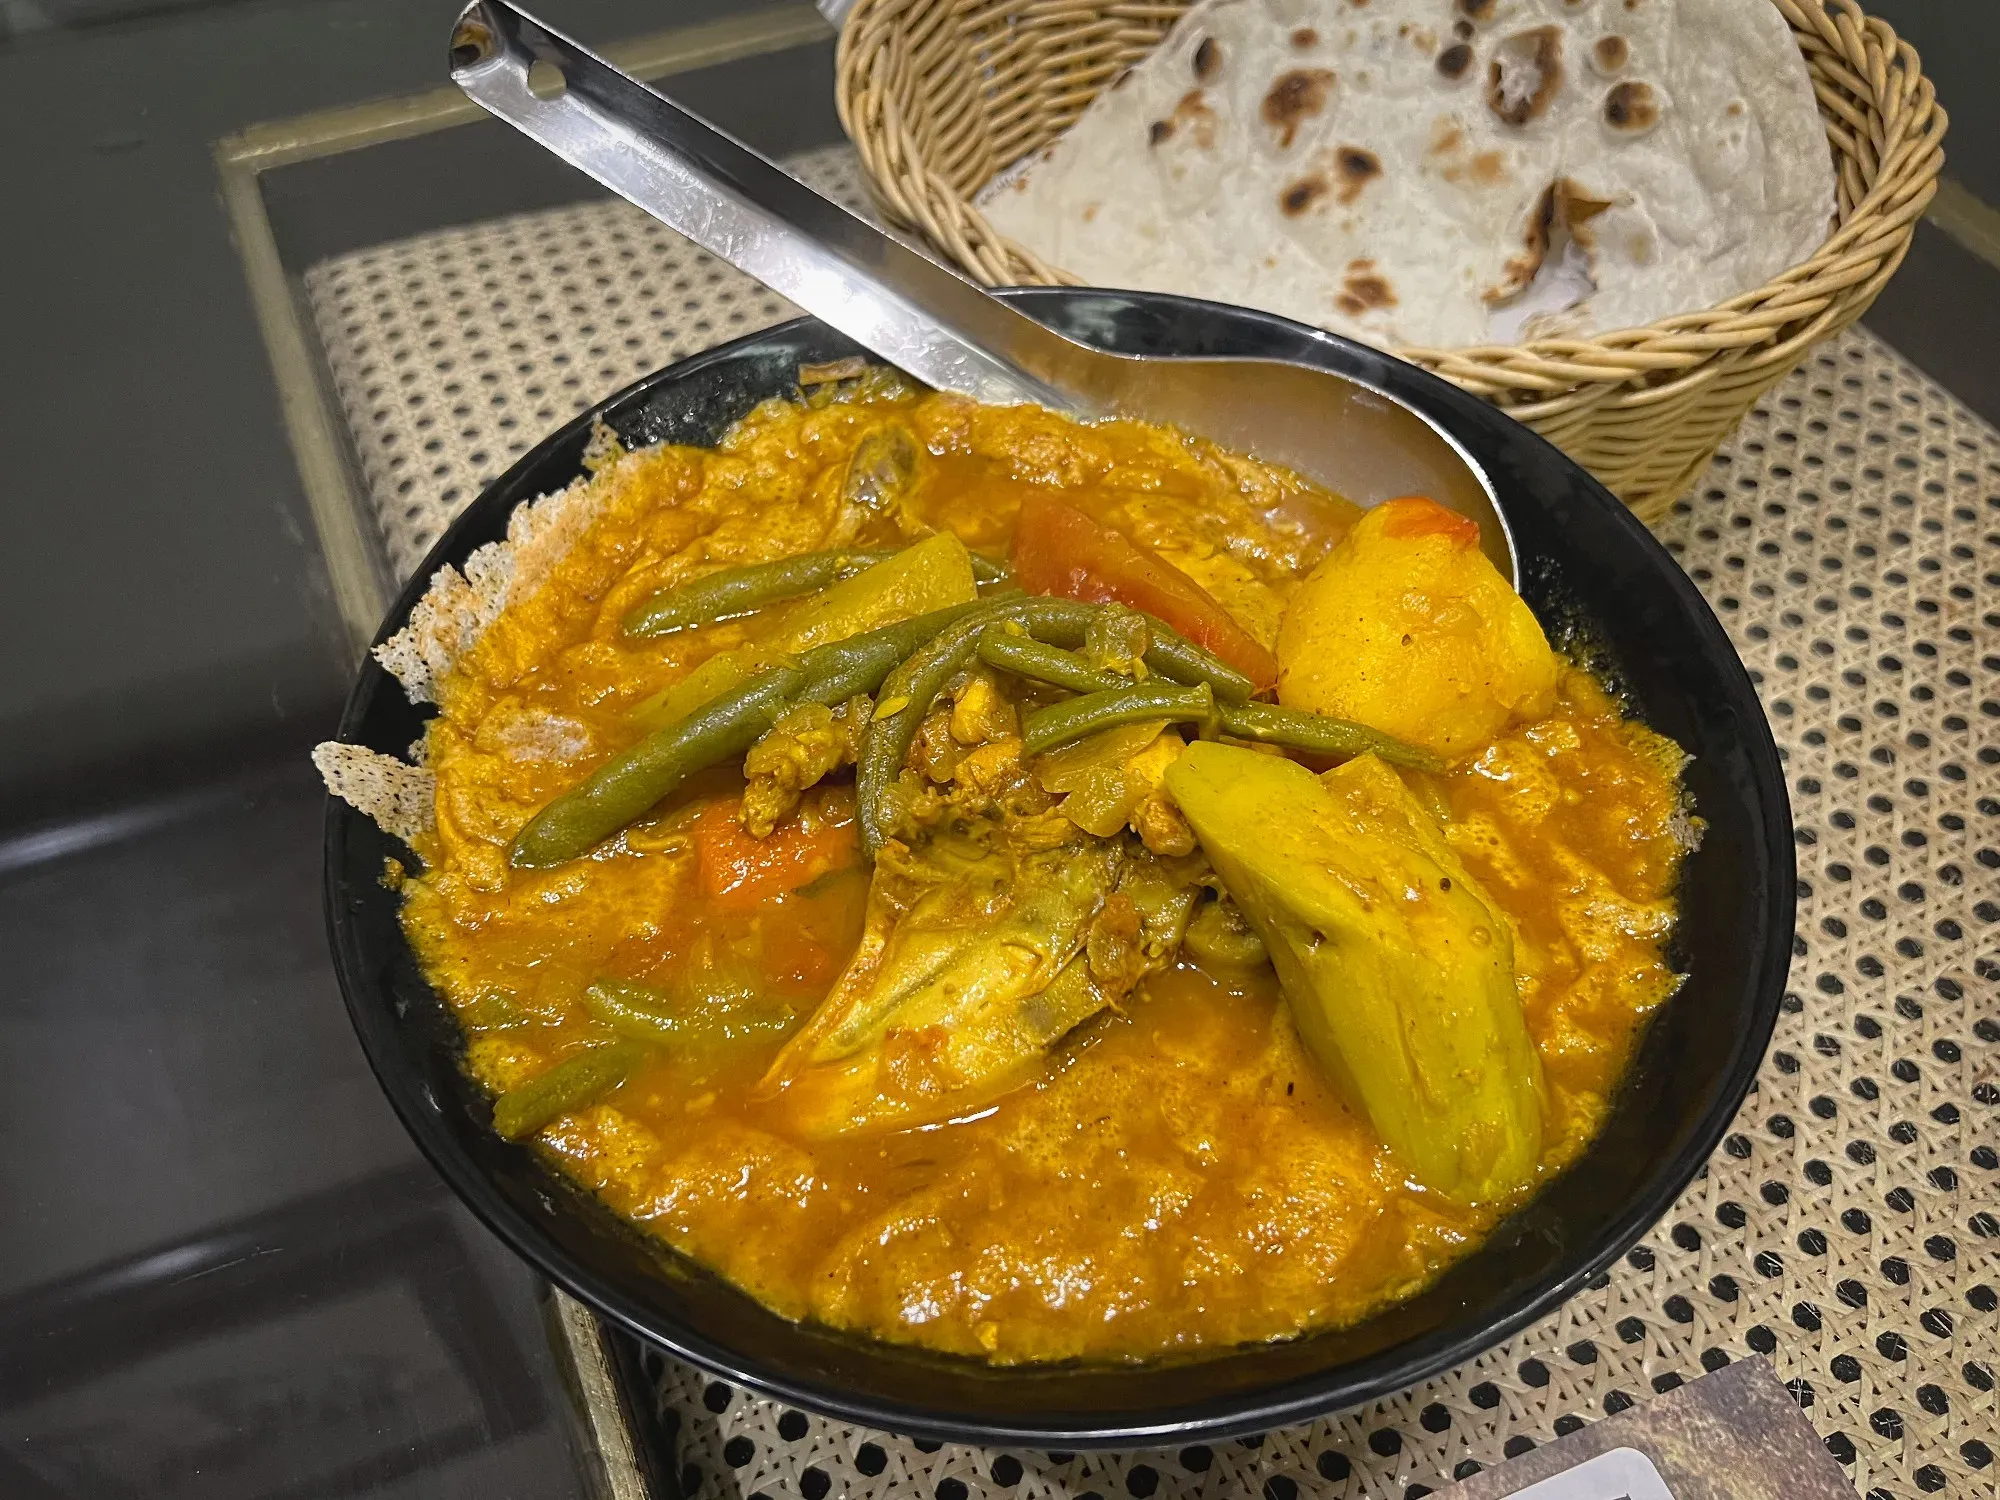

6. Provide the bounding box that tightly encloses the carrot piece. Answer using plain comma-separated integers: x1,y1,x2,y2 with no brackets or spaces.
691,798,859,911
1010,493,1278,691
1373,496,1481,547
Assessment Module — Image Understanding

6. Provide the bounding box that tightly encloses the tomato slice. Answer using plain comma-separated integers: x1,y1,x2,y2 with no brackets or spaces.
1373,495,1481,547
1011,494,1279,691
691,798,859,912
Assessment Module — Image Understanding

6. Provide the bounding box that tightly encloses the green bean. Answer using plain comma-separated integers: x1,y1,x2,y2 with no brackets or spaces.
491,1039,649,1140
1133,632,1254,703
983,626,1439,767
1216,701,1445,772
1002,598,1258,703
587,976,797,1050
514,606,982,868
1021,681,1217,755
623,550,894,637
583,980,686,1044
792,602,983,705
977,632,1126,695
855,597,1247,852
623,549,1009,637
510,665,806,868
461,986,529,1030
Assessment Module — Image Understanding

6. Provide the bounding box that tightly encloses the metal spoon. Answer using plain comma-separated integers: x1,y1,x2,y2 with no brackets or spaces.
447,0,1517,584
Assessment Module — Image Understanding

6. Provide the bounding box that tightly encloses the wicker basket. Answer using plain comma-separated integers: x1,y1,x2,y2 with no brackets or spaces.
836,0,1945,523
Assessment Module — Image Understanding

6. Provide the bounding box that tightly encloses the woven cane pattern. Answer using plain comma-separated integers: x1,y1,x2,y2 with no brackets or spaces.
302,145,873,581
306,182,1997,1500
833,0,1947,524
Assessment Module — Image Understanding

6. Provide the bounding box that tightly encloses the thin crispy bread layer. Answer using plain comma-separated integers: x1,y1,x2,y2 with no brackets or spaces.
309,742,436,845
315,424,628,836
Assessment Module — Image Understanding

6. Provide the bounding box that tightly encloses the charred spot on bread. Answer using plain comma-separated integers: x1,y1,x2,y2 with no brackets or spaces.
1151,90,1219,150
1485,176,1614,304
1593,35,1629,73
1292,26,1319,47
1457,0,1496,20
1604,79,1660,132
1439,144,1509,187
1487,27,1564,126
1436,43,1474,80
1279,174,1330,216
1335,260,1398,315
1452,19,1475,39
1335,146,1383,202
1262,69,1337,148
1193,37,1222,82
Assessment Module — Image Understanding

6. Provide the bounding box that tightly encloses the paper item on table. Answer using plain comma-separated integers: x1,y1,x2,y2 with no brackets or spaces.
1441,1355,1856,1499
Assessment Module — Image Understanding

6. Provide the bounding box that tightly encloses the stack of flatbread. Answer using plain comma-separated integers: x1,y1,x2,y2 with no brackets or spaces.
979,0,1836,350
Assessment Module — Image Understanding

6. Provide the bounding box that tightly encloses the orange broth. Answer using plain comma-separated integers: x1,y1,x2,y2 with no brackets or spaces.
399,381,1687,1363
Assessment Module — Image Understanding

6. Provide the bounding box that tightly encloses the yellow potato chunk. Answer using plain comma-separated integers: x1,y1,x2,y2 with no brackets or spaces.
1275,497,1557,762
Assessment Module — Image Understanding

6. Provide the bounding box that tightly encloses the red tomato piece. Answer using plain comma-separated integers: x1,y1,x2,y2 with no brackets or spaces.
691,799,859,912
1011,493,1279,691
1373,495,1481,547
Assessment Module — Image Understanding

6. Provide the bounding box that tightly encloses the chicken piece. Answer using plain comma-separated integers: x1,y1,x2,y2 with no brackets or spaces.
953,739,1027,800
909,704,963,785
740,697,867,837
756,828,1122,1135
1275,497,1557,763
841,422,919,515
949,670,1018,746
1131,791,1196,857
1182,893,1268,969
1042,726,1189,842
1108,847,1200,977
1164,741,1545,1205
1123,733,1193,853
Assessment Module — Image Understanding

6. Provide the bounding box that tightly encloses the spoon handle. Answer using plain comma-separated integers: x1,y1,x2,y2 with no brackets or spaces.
449,0,1094,411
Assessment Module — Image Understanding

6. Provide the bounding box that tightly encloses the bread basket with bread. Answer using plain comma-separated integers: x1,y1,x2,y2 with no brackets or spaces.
836,0,1944,522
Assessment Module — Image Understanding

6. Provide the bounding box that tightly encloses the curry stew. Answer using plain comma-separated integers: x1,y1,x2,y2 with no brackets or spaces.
398,371,1688,1364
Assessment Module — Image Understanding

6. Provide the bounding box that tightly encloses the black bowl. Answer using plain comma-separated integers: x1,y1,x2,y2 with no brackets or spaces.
326,288,1792,1446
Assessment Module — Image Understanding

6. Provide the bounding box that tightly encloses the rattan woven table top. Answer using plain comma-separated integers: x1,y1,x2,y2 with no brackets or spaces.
305,145,1999,1500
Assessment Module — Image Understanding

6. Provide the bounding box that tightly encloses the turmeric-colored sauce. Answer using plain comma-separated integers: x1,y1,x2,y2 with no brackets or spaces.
401,379,1686,1364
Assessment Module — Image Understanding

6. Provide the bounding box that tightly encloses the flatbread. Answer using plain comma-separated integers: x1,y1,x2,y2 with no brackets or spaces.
980,0,1836,350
